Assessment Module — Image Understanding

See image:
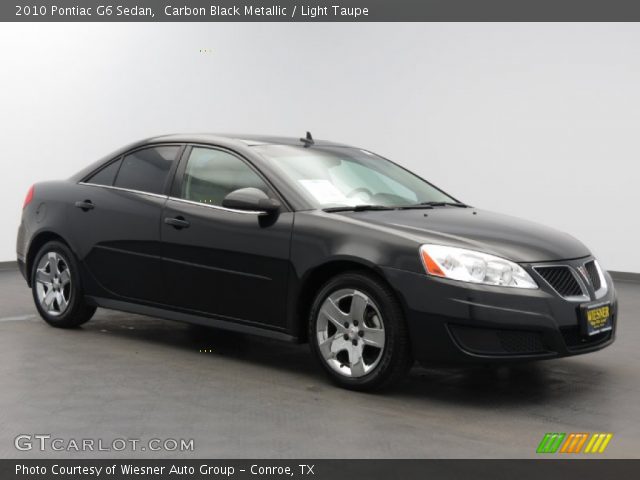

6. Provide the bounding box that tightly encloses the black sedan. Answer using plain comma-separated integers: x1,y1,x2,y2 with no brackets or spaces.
16,133,617,390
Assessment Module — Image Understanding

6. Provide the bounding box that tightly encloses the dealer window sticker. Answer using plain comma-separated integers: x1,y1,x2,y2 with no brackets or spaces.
298,179,358,205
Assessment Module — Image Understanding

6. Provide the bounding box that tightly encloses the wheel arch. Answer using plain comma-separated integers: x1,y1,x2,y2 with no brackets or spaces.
295,257,402,343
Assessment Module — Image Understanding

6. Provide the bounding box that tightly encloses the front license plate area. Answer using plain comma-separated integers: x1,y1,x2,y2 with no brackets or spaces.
580,303,612,336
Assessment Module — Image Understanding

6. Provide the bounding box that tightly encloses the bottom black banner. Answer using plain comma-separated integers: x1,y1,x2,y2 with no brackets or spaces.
2,459,639,480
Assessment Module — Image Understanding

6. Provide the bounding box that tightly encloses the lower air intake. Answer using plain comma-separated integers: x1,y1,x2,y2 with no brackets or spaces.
449,325,547,356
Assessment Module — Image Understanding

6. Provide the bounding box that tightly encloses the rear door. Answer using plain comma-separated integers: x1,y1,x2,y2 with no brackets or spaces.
161,145,293,329
70,144,182,303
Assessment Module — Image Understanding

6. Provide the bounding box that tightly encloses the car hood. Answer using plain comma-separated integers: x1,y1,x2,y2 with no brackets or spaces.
342,207,591,263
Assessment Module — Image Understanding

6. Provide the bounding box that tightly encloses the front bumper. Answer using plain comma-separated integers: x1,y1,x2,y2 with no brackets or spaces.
382,262,617,365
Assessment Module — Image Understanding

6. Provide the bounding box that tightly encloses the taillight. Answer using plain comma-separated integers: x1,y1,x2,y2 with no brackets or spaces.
23,185,34,209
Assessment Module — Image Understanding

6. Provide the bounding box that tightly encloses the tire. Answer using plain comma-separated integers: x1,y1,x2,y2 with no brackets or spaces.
31,240,96,328
308,271,413,391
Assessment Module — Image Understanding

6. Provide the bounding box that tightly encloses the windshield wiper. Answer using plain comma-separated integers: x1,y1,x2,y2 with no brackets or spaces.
397,204,435,210
416,201,469,208
323,205,396,212
324,202,469,212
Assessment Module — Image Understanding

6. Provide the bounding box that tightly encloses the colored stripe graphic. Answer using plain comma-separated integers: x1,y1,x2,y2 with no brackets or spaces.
537,433,565,453
538,433,614,454
584,433,613,453
560,433,589,453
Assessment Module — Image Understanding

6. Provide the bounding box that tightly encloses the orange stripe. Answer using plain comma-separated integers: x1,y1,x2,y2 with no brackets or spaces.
560,434,576,453
573,434,589,453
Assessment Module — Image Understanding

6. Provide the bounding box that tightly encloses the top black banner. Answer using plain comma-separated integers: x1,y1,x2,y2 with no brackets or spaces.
4,0,640,22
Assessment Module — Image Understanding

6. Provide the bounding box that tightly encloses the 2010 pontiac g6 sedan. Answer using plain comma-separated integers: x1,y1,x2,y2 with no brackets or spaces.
17,133,617,390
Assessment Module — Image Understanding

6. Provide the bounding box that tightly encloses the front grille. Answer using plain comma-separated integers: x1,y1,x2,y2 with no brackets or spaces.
561,326,611,350
449,325,547,355
534,266,584,298
584,261,601,290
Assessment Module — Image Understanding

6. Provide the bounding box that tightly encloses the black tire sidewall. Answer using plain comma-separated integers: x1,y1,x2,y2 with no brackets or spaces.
308,271,410,391
31,241,86,327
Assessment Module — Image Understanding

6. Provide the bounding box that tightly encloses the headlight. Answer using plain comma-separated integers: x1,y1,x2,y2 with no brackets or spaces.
419,244,538,289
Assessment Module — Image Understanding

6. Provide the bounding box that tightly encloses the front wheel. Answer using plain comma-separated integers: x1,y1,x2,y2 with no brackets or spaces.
31,241,96,328
308,272,413,391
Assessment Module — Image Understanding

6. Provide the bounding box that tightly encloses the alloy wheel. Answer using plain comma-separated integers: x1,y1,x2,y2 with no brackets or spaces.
35,252,72,317
316,288,386,378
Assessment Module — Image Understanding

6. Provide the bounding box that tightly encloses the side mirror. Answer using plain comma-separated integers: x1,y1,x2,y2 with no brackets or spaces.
222,188,281,214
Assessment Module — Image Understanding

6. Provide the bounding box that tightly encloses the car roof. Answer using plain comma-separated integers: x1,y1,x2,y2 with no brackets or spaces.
142,133,352,148
69,133,356,209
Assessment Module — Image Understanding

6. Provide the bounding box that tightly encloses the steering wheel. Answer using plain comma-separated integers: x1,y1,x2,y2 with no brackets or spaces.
346,187,373,200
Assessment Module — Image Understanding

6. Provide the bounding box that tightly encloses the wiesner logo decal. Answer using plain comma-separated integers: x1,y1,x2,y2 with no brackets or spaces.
536,432,613,454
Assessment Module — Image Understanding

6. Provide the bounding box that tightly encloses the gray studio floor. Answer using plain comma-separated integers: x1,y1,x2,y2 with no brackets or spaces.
0,264,638,459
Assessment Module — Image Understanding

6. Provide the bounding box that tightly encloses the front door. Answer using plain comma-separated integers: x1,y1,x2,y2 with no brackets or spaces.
161,146,293,328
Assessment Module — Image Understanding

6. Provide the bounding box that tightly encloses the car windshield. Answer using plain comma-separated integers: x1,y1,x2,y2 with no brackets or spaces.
253,144,457,209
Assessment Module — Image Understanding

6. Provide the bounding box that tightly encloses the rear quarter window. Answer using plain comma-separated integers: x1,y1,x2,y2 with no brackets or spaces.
85,158,122,186
114,146,179,195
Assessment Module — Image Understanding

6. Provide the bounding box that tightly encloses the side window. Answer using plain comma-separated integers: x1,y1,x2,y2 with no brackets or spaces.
114,146,179,195
85,158,122,186
181,147,270,206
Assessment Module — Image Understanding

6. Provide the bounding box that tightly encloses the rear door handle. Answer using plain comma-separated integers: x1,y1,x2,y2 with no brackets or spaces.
74,200,95,211
164,216,190,229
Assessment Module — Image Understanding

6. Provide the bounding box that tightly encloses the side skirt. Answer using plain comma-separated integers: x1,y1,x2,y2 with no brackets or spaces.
85,296,299,343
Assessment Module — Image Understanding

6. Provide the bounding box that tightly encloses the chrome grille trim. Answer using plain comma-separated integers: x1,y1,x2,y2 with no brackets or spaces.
584,259,608,299
584,261,601,290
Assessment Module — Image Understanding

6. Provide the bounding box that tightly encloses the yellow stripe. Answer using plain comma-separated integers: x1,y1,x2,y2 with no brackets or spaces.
584,434,598,453
560,433,575,453
573,434,589,453
598,434,613,453
590,434,605,453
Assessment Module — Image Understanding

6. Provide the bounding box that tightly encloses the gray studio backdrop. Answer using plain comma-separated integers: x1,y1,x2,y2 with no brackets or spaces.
1,23,638,272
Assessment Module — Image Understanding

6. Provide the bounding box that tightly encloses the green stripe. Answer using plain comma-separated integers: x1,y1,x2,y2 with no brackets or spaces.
537,433,566,453
537,433,554,453
549,433,566,453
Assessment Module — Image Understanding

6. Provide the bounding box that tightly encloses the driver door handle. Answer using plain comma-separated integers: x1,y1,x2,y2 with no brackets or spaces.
74,200,95,211
164,216,190,229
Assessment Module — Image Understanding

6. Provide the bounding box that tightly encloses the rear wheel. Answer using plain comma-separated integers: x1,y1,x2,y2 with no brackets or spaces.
31,241,96,328
308,271,413,391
